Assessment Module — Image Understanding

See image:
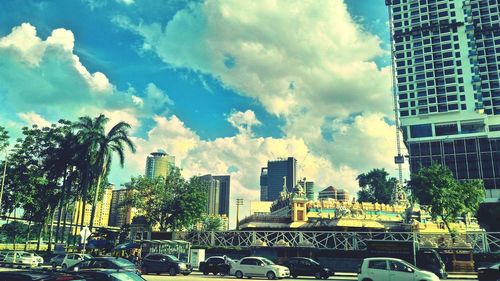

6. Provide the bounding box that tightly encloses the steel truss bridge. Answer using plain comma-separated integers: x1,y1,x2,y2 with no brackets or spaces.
177,231,500,253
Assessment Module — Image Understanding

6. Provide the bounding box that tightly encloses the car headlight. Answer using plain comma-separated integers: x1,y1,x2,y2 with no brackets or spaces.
179,263,187,270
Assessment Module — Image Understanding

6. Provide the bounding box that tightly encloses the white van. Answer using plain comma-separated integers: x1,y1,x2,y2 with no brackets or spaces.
357,257,439,281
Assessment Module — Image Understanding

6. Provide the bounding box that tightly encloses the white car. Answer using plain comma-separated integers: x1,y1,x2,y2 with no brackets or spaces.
61,253,92,270
358,257,440,281
231,257,290,280
2,251,42,267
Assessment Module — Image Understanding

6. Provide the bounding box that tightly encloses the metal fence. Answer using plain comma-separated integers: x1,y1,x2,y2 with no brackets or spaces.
177,231,500,253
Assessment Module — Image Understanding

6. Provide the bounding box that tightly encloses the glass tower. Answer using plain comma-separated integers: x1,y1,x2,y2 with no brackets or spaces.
260,157,297,201
145,150,175,179
386,0,500,201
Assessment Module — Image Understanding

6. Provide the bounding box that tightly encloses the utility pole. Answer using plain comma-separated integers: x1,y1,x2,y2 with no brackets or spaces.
0,152,8,214
236,198,244,230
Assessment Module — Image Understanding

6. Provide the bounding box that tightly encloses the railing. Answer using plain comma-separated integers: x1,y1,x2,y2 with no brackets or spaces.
176,231,500,253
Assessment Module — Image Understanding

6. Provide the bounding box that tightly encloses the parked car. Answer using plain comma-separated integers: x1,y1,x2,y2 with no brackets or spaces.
61,253,92,270
141,253,192,276
49,254,66,268
478,262,500,281
199,256,234,275
231,256,290,280
0,270,85,281
280,257,332,279
2,251,43,267
0,250,11,262
67,257,141,275
71,269,146,281
357,257,439,281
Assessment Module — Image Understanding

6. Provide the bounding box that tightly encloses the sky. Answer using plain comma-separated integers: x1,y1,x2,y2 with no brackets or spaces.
0,0,409,226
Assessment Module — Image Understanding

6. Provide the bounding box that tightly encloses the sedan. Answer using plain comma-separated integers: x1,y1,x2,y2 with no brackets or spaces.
141,253,192,276
67,257,141,275
280,257,332,279
478,262,500,281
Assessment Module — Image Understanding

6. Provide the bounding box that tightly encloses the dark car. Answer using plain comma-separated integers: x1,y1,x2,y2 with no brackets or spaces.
280,257,332,279
0,270,83,281
66,257,141,275
49,254,66,269
199,256,233,275
71,269,146,281
141,253,192,276
478,262,500,281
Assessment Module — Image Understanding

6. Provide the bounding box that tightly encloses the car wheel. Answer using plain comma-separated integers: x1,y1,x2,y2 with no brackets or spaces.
212,271,218,275
142,266,149,275
182,273,190,276
62,264,67,270
203,271,209,275
315,272,322,279
291,275,297,279
362,279,373,281
169,267,177,276
235,270,244,279
267,271,276,280
51,262,57,269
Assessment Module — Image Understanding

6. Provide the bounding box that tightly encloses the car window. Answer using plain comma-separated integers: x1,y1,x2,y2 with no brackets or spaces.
21,253,33,258
240,258,256,265
166,255,179,262
261,258,274,265
299,260,310,266
389,261,413,273
77,260,92,268
368,260,388,270
93,260,111,268
146,254,160,261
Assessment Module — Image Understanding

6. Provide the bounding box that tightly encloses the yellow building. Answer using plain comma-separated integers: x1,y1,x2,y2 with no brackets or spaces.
72,186,113,232
250,201,273,216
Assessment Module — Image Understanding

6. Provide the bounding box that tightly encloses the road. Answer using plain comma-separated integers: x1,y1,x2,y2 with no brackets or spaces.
141,271,477,281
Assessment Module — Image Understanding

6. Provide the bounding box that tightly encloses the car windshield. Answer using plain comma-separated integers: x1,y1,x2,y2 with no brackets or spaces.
21,253,33,258
166,255,179,262
110,272,145,281
307,259,320,265
113,258,136,267
83,254,92,259
261,258,275,265
399,260,418,271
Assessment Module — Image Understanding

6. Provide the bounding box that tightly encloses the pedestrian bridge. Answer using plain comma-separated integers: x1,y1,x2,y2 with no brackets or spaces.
176,231,500,253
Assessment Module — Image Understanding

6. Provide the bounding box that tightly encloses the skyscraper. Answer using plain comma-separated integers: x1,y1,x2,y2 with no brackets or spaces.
201,174,221,215
386,0,500,201
145,150,175,179
298,178,315,201
213,175,230,216
260,157,297,201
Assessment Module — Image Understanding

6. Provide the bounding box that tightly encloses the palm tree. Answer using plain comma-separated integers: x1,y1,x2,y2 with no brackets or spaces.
74,115,136,231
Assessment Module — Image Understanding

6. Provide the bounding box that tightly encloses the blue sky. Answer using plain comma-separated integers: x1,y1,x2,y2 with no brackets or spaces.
0,0,405,221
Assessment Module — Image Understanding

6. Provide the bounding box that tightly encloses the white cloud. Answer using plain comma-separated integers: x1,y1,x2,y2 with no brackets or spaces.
17,112,51,128
116,0,135,5
227,110,261,135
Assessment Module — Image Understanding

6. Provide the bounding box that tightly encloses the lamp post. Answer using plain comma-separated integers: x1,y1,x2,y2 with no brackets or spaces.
236,198,244,230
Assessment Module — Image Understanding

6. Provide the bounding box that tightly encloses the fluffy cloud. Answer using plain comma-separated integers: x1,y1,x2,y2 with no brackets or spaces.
227,110,261,135
17,112,51,128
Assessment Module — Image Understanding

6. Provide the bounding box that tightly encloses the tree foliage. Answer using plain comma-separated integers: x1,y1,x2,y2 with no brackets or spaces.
202,215,225,231
356,168,397,204
407,163,485,233
0,126,8,152
123,168,208,231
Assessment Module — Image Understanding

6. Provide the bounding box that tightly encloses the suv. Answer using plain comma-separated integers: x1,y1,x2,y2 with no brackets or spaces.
358,257,439,281
280,257,332,279
141,253,192,276
231,257,290,280
61,253,92,270
199,256,234,275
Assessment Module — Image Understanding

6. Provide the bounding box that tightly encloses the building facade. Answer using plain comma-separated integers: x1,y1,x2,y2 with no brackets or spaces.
298,178,315,201
145,150,175,179
259,157,297,202
108,188,137,227
250,201,273,216
318,186,350,202
201,174,220,215
213,175,230,217
386,0,500,201
71,186,113,232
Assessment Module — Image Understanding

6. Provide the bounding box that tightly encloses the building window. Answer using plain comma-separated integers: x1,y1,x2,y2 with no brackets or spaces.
435,123,458,136
410,124,433,138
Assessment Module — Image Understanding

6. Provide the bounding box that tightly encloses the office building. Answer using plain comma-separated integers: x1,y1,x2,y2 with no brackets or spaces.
201,174,220,215
108,188,136,227
386,0,500,201
69,186,113,233
213,175,230,216
260,157,297,201
145,150,175,179
298,178,315,201
318,186,349,202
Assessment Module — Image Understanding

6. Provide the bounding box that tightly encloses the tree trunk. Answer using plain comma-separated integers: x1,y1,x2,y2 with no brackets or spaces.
47,208,56,252
55,167,68,243
12,209,16,251
89,161,107,231
36,221,44,251
72,198,81,246
24,220,32,251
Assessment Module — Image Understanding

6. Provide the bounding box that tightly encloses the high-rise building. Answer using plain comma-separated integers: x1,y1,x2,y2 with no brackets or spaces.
108,188,136,227
386,0,500,201
259,157,297,201
213,175,230,216
201,174,220,215
145,150,175,179
70,186,113,233
298,178,315,201
318,186,349,202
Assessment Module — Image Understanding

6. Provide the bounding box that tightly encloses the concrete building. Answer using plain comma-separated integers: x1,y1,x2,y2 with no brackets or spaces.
71,186,113,232
250,201,273,216
260,157,297,202
386,0,500,201
213,175,230,217
201,175,220,215
298,178,315,201
108,188,136,227
145,150,175,179
318,186,349,202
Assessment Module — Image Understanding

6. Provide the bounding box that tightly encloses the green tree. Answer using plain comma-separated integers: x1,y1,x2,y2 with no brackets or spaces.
0,126,8,152
124,167,208,231
201,215,225,231
73,115,136,231
356,168,397,204
408,163,485,234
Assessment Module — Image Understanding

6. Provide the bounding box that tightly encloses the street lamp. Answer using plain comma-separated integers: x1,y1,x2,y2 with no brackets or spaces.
236,198,244,230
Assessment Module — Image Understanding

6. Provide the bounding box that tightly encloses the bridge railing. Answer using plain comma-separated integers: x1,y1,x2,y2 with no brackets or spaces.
176,231,500,253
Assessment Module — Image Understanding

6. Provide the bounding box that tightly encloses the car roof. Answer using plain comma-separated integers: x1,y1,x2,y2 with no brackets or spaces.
364,257,405,262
